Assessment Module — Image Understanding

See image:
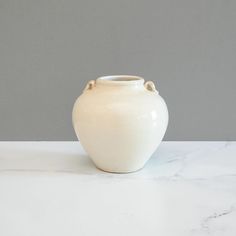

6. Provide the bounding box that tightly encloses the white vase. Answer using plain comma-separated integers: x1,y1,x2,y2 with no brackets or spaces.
72,75,168,173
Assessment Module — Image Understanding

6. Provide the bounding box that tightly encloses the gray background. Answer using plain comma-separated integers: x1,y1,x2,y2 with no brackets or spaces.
1,0,236,141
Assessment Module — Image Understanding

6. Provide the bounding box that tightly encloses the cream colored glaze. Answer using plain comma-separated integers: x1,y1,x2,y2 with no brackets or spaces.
72,75,168,173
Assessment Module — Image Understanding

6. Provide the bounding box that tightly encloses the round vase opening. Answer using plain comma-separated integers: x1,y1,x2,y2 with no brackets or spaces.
97,75,145,85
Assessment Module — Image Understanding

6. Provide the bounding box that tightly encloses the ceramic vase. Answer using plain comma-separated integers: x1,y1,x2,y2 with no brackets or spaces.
72,75,168,173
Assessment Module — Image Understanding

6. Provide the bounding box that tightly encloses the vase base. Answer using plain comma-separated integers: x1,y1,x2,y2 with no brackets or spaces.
94,164,145,174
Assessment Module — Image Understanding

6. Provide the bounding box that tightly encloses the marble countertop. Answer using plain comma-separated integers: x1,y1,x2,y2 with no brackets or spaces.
0,142,235,236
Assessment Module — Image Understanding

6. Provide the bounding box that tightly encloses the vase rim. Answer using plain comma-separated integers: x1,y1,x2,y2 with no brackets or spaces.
96,75,145,85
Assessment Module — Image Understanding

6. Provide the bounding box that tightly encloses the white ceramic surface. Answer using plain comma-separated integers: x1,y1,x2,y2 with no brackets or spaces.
72,75,168,173
0,142,235,236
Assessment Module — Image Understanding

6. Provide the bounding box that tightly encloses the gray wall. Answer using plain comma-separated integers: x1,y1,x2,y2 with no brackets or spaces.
1,0,236,141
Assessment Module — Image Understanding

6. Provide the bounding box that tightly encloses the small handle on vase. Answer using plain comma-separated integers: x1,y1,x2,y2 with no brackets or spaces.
83,80,96,92
144,81,158,93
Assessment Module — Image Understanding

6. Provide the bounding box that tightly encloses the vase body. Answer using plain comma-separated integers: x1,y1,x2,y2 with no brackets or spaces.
72,75,168,173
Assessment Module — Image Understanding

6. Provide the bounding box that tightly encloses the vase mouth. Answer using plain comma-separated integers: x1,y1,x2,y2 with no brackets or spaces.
96,75,144,85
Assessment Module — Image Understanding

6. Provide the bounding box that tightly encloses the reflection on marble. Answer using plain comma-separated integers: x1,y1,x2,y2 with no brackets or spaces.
0,142,235,236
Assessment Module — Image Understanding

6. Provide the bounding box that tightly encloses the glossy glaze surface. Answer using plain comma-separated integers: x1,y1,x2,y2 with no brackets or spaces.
73,75,168,172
